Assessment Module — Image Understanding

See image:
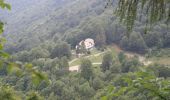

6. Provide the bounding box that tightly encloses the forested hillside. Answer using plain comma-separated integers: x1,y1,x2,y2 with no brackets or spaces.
2,0,169,55
0,0,170,100
3,0,106,53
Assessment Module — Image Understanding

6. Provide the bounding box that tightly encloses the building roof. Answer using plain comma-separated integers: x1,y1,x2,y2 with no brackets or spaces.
78,38,95,49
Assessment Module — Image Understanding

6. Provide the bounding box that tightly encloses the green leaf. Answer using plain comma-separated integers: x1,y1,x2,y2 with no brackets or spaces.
25,63,33,71
0,60,3,69
4,3,11,10
108,85,115,93
0,1,11,10
0,51,9,58
32,71,48,86
7,63,22,76
101,96,108,100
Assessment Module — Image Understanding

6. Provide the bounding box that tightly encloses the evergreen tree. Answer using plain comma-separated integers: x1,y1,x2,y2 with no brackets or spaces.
101,52,113,72
80,59,93,80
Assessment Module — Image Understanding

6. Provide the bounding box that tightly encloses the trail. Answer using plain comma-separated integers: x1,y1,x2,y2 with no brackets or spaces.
69,50,109,64
69,58,78,64
69,62,102,72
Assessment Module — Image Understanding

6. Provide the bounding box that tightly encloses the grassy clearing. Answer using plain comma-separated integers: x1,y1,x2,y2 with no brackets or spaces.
69,59,81,66
70,45,170,66
149,57,170,65
147,48,170,65
69,52,104,66
69,47,117,67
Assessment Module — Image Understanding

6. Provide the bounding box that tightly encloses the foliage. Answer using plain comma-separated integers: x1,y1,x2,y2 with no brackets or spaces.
148,64,170,78
0,1,49,99
0,84,22,100
115,0,170,31
78,82,95,99
101,52,113,72
51,42,71,59
26,92,44,100
0,0,169,100
80,59,94,80
103,69,170,100
118,52,126,63
92,77,104,90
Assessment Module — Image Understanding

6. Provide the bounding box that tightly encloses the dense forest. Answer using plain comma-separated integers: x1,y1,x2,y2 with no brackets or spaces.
0,0,170,100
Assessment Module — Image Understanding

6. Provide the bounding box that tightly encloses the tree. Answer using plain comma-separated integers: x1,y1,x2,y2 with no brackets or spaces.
51,42,71,59
143,31,161,48
76,41,87,54
120,36,129,50
16,51,31,62
118,52,126,63
48,93,58,100
51,80,65,96
30,47,50,59
80,59,93,80
128,32,147,53
163,32,170,47
61,87,76,100
113,0,170,31
121,57,140,73
0,1,48,99
103,70,170,100
26,92,44,100
92,77,104,90
101,52,113,72
149,65,170,78
95,32,106,49
110,62,121,73
58,56,69,69
78,82,95,99
0,85,22,100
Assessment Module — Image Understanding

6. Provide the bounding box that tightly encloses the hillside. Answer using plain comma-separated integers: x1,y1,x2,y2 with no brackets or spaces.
0,0,170,100
2,0,107,53
2,0,169,55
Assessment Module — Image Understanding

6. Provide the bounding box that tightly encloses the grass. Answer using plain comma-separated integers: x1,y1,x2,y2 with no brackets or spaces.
69,59,81,66
149,57,170,65
70,45,170,67
69,47,117,67
69,52,104,66
147,48,170,65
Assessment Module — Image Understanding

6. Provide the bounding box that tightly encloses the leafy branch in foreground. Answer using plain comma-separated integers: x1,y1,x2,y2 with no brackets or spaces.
0,0,48,86
102,69,170,100
0,84,22,100
106,0,170,32
0,1,48,99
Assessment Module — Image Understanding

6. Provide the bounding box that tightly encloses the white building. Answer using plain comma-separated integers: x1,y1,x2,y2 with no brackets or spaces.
77,38,95,50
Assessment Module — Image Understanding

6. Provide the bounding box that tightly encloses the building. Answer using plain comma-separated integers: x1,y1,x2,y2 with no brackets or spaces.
76,38,95,50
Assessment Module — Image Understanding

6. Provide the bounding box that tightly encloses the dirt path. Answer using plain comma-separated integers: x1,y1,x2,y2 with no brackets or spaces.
69,51,104,72
69,58,78,64
69,65,80,72
93,62,102,65
69,62,102,72
69,50,108,65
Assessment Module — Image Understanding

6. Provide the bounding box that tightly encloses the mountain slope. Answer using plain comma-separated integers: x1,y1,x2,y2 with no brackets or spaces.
2,0,106,53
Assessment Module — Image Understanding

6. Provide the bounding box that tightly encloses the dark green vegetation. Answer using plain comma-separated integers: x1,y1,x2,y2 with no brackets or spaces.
2,0,169,54
0,0,169,100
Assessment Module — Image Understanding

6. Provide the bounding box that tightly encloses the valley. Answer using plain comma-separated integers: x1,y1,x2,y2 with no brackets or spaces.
0,0,169,100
